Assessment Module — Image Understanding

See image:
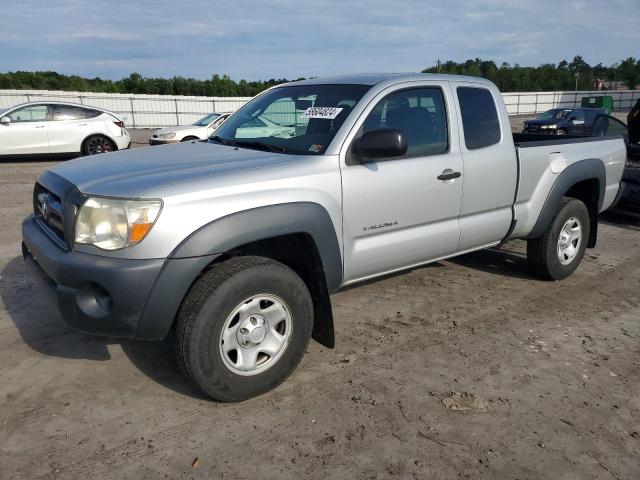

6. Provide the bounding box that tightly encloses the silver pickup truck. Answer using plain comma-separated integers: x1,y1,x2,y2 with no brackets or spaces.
22,74,626,401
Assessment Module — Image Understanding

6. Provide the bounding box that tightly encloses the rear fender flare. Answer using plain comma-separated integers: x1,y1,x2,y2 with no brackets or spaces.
526,158,605,245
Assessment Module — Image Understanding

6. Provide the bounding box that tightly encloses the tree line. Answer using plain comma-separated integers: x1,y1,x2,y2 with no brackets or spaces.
422,56,640,92
0,56,638,96
0,72,292,97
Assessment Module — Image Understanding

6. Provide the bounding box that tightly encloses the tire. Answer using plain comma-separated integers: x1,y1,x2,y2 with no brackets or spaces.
175,256,313,402
82,135,115,155
527,197,590,280
181,136,199,142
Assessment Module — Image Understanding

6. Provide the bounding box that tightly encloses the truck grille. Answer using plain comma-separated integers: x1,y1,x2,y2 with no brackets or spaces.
33,183,67,246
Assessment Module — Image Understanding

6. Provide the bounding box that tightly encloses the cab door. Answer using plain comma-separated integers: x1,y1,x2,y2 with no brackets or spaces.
340,83,463,283
452,85,518,250
0,104,49,155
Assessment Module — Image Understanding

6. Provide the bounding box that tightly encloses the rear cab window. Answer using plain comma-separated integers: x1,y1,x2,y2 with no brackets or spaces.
456,87,501,150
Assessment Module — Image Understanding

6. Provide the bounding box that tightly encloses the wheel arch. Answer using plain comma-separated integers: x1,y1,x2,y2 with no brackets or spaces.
135,202,342,347
526,158,605,248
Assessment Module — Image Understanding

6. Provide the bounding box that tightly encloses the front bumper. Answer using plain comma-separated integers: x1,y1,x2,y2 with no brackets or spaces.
149,138,179,145
524,127,557,135
22,214,218,340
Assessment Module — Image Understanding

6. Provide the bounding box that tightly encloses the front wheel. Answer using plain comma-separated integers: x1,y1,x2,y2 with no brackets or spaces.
527,197,590,280
175,256,313,401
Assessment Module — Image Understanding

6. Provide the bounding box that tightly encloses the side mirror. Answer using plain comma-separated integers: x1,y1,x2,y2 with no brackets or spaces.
0,116,10,125
354,128,407,161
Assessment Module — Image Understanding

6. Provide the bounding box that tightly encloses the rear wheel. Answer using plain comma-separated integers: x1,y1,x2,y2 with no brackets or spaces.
83,135,115,155
527,197,590,280
175,256,313,401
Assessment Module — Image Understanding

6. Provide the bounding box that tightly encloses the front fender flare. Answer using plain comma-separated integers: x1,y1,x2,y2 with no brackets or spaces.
170,202,343,292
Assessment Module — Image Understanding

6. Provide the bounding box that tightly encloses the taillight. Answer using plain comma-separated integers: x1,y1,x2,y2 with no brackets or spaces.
113,121,125,128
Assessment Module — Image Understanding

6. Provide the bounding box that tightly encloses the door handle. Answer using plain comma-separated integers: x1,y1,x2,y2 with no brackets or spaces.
437,170,461,181
34,125,45,128
78,123,88,126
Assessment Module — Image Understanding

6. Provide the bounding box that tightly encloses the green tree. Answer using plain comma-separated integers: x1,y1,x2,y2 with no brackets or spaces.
617,57,640,90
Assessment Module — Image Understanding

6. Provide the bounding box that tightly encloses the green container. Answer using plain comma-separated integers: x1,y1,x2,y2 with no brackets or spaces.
581,95,613,114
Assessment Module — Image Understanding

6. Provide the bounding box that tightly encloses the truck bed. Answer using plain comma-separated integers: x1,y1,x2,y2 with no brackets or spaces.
509,134,627,239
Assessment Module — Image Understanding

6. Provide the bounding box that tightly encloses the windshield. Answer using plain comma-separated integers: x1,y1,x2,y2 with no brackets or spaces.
537,109,572,121
210,84,370,155
193,113,220,126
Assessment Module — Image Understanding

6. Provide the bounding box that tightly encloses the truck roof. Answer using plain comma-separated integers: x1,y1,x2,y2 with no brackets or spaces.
287,73,495,87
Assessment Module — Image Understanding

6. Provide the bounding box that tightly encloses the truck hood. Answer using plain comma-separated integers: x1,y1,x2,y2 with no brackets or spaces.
50,142,298,198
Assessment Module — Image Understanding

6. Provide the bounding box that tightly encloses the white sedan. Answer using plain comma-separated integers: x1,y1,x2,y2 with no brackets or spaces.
0,101,130,157
149,112,232,145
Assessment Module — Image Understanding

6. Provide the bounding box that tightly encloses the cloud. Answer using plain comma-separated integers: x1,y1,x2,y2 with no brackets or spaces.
0,0,636,80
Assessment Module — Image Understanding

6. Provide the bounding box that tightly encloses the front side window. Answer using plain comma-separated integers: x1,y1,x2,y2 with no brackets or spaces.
8,105,48,122
52,105,88,121
212,84,370,155
359,87,448,158
457,87,501,150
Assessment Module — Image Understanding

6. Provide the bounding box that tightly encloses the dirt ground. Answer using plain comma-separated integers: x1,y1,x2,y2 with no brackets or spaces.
1,129,639,479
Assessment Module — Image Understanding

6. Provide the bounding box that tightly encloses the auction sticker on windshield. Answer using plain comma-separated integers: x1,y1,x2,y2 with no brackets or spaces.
301,107,343,119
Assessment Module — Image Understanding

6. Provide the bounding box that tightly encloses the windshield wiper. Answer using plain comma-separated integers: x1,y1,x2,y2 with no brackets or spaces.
233,140,287,154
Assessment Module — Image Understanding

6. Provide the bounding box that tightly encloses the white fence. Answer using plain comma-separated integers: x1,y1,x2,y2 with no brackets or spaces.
0,90,251,128
1,88,639,127
502,90,640,116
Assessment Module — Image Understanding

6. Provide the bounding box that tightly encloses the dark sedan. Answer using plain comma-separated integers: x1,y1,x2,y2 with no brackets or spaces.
523,108,606,135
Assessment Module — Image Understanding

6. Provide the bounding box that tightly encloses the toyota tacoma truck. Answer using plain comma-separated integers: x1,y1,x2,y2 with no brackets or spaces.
22,74,626,401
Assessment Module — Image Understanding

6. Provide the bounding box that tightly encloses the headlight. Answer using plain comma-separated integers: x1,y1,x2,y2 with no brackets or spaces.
74,197,162,250
158,132,176,139
540,124,557,129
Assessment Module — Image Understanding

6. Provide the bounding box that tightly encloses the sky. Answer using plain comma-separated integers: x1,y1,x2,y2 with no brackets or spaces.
0,0,637,81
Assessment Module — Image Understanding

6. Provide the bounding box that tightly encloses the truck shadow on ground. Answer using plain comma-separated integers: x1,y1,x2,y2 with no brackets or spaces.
600,209,640,232
0,255,208,400
448,245,534,280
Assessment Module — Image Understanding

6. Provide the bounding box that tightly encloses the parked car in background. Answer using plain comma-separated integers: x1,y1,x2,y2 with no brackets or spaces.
0,102,129,157
628,99,640,158
612,100,640,210
149,112,231,145
523,107,606,135
592,114,630,148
